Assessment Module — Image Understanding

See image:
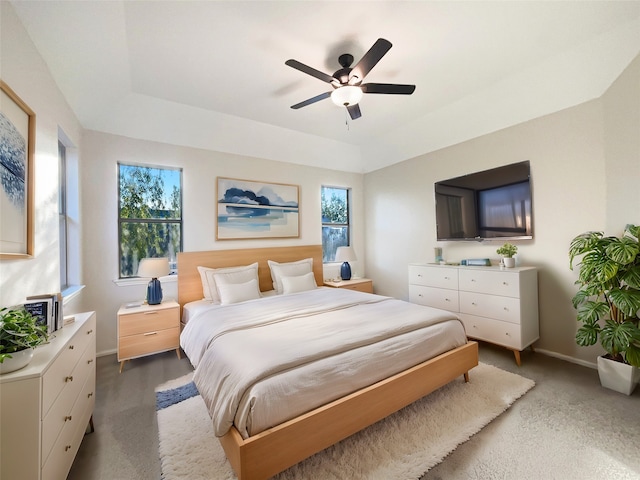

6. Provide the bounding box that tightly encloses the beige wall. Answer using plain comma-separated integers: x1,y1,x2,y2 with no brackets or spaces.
364,55,640,367
0,3,83,310
78,131,365,354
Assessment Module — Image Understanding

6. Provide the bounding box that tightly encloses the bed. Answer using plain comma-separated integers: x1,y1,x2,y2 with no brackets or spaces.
178,245,478,480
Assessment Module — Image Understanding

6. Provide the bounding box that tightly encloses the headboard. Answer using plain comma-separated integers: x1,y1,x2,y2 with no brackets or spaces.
177,245,324,308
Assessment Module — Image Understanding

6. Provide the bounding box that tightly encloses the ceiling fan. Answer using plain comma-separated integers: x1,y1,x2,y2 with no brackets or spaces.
285,38,416,120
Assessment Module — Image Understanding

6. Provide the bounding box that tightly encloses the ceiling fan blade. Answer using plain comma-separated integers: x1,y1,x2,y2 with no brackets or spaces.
362,83,416,95
285,59,337,84
290,91,332,109
347,104,362,120
349,38,392,83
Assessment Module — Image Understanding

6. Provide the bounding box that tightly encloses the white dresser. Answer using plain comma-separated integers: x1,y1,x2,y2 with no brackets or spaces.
409,264,538,365
0,311,96,480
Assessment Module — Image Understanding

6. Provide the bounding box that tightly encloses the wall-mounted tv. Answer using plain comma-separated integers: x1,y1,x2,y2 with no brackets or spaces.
435,161,533,241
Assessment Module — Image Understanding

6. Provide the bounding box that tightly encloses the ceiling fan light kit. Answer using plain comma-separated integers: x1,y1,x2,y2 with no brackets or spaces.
331,86,363,107
286,38,415,120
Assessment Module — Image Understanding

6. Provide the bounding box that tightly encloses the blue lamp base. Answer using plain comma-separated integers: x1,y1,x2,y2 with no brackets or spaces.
147,278,163,305
340,262,352,281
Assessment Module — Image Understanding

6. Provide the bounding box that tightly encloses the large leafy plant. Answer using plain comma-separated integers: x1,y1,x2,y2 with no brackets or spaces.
569,224,640,367
0,307,49,363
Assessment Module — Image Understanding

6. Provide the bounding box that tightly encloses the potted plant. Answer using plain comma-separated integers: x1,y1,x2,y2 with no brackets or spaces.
569,224,640,394
496,242,518,268
0,307,49,374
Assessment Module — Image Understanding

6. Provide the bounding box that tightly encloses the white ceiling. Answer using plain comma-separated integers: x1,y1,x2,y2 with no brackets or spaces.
10,1,640,173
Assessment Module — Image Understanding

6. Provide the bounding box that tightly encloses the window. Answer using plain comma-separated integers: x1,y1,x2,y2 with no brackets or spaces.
321,186,350,262
58,141,68,290
118,164,182,278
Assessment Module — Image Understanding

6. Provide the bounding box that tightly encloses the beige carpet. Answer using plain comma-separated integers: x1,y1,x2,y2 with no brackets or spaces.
156,363,534,480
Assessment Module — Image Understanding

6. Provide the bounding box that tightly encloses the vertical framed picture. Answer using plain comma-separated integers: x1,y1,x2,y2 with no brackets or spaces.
0,81,35,258
217,177,299,240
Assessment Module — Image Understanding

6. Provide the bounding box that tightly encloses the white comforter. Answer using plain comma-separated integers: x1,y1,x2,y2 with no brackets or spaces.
180,287,467,438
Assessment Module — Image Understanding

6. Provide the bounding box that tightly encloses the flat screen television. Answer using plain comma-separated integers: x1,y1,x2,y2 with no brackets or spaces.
435,161,533,241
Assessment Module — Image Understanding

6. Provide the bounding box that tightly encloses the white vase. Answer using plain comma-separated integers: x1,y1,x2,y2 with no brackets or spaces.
0,347,34,374
503,257,516,268
597,355,640,395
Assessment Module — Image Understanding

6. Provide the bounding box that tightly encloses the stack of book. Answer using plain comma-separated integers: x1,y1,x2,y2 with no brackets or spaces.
23,293,63,334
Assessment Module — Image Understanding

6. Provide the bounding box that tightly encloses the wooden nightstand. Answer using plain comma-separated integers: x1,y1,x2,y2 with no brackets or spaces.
323,278,373,293
117,299,181,372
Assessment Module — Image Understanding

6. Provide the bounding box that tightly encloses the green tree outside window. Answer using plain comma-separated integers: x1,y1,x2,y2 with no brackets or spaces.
118,164,182,278
321,186,350,262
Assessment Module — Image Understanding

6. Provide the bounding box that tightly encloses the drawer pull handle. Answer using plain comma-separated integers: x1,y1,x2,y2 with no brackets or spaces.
445,298,450,302
65,376,74,382
144,311,159,315
471,279,476,282
69,345,74,350
503,307,509,311
87,359,94,364
87,329,93,334
417,274,422,277
88,392,94,398
144,331,158,336
64,415,73,422
418,294,423,297
444,276,449,280
471,302,477,306
65,445,72,452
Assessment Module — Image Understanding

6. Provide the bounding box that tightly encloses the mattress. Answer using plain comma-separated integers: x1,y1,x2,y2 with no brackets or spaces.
180,287,467,439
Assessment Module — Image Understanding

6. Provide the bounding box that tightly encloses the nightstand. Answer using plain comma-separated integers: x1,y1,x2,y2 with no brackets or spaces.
323,278,373,293
117,299,181,372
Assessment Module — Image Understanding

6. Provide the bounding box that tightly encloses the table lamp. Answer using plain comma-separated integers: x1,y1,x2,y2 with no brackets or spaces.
137,258,169,305
335,246,357,281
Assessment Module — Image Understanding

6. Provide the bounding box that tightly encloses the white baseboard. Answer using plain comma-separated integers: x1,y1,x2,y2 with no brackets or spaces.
536,348,597,370
97,348,117,358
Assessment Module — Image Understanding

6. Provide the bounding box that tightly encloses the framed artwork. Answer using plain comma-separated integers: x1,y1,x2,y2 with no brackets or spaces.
217,177,299,240
1,81,35,258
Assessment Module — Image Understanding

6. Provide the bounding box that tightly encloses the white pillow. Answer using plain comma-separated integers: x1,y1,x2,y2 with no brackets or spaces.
268,258,313,294
216,278,261,305
197,263,259,303
281,272,317,295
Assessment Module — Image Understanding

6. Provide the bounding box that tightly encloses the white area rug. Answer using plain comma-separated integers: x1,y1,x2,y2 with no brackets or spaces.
156,363,534,480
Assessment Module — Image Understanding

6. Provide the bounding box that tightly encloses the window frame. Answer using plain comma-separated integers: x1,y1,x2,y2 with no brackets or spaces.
58,140,69,290
321,185,351,263
117,162,183,279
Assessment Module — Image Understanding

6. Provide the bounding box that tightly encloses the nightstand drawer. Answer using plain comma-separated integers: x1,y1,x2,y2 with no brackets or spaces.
342,281,373,293
119,308,178,336
119,326,179,360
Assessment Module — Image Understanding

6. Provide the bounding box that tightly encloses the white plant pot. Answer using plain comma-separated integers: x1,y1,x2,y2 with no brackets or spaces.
0,347,34,374
503,257,516,268
597,355,640,395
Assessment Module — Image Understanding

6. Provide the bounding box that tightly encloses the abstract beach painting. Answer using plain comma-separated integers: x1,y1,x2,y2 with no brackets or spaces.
217,178,299,240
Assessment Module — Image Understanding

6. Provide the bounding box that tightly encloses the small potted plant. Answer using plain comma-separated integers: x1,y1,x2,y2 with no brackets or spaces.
0,307,49,374
569,224,640,395
496,242,518,268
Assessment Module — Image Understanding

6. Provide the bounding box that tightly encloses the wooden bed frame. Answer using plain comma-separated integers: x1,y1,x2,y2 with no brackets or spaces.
177,245,478,480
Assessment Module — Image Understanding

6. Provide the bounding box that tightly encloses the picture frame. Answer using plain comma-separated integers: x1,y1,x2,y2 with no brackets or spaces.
217,177,299,240
1,80,35,258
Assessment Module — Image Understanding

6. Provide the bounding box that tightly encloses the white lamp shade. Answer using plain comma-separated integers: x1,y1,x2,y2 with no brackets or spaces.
137,257,170,279
335,246,357,263
330,86,363,107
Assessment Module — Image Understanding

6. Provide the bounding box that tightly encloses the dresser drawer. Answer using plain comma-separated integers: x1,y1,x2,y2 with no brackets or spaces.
459,269,520,297
119,307,178,336
459,291,522,324
42,367,95,480
42,315,96,417
42,338,95,466
409,265,458,289
409,285,459,311
459,314,522,349
119,326,180,360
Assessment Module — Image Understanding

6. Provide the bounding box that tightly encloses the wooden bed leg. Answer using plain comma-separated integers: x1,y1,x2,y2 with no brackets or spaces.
464,372,470,383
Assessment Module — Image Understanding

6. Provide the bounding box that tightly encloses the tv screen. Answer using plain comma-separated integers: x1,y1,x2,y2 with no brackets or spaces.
435,161,533,241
